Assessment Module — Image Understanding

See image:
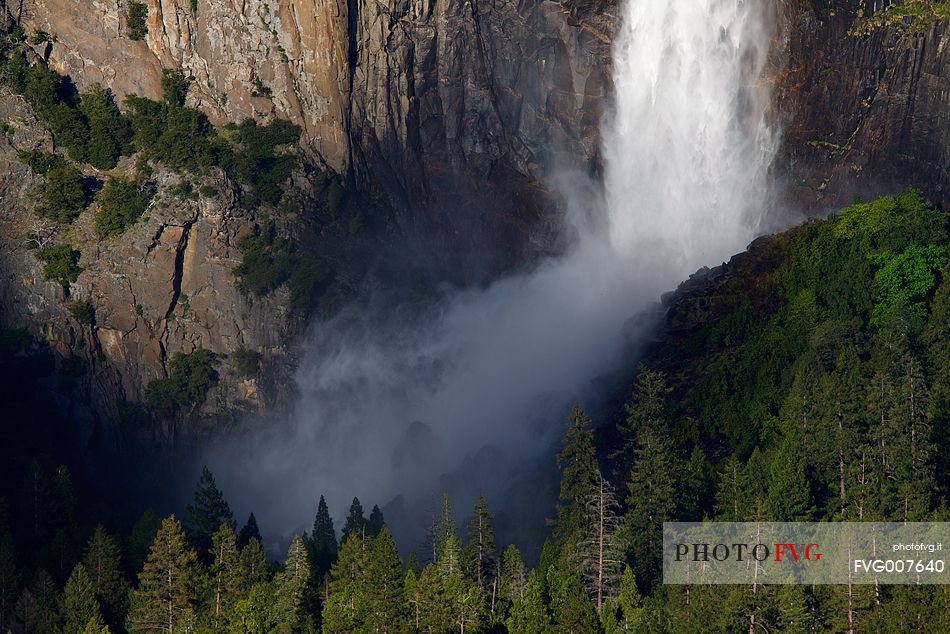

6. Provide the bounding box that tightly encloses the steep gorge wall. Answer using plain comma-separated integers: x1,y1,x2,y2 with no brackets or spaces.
774,0,950,211
0,91,289,443
24,0,615,275
2,0,947,446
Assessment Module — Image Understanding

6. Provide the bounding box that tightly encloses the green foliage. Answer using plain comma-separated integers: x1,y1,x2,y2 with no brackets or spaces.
82,525,128,630
36,164,90,223
341,497,366,542
552,405,598,552
231,347,261,376
125,74,221,173
126,516,197,634
79,85,131,169
68,300,94,325
94,176,153,239
870,244,947,326
209,523,246,632
37,244,82,288
854,0,950,33
29,30,52,46
185,466,235,559
63,564,102,634
233,223,330,313
217,118,300,207
250,77,272,99
5,58,126,166
18,149,63,175
233,224,295,295
144,349,218,419
161,70,190,108
127,1,149,41
309,495,337,582
270,535,312,634
237,513,262,549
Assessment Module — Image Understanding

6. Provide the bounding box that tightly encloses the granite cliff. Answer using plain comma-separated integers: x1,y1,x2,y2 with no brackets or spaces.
0,0,947,449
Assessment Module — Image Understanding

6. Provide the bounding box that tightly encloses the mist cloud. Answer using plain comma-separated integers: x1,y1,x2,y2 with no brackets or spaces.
206,0,780,553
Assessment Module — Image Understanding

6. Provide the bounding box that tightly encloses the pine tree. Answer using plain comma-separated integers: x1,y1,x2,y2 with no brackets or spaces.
366,505,385,538
309,496,337,584
715,455,753,521
464,494,497,593
82,611,113,633
13,588,37,634
674,444,707,517
549,569,599,633
240,537,269,589
126,515,198,634
30,569,60,634
270,535,312,634
616,565,644,631
498,544,526,607
363,527,406,632
403,568,421,632
63,564,102,634
231,583,272,634
624,425,677,591
766,437,815,521
209,523,245,632
415,564,452,633
185,467,234,559
434,493,457,563
79,84,131,169
507,569,549,634
341,498,365,542
616,367,670,463
553,405,599,556
237,513,261,549
82,524,126,627
329,532,367,598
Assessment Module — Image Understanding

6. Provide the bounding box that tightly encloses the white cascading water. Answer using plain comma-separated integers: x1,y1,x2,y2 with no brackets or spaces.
209,0,778,539
605,0,777,277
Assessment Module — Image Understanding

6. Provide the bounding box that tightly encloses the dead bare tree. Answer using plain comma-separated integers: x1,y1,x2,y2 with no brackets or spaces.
581,470,624,611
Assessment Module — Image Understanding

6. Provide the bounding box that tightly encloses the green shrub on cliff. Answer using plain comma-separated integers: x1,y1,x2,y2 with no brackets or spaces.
37,244,82,288
233,224,295,296
233,223,330,312
231,348,260,377
125,72,221,172
852,1,950,34
217,118,301,208
68,300,94,325
79,84,132,169
95,176,153,239
5,55,130,168
127,1,149,41
36,164,91,223
145,349,218,419
18,150,64,175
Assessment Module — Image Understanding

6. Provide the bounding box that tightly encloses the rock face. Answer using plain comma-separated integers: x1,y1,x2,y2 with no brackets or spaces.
3,0,948,445
24,0,616,278
773,0,950,211
0,91,287,442
23,2,947,244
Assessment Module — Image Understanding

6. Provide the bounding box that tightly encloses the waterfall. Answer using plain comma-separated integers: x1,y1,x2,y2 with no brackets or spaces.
604,0,777,282
209,0,779,542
